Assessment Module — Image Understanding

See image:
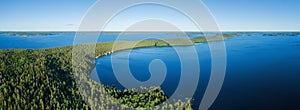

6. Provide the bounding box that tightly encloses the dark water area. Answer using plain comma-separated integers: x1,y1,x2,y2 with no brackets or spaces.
210,36,300,110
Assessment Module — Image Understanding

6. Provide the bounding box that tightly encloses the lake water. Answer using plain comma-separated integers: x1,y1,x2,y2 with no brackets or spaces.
93,34,300,110
1,32,300,109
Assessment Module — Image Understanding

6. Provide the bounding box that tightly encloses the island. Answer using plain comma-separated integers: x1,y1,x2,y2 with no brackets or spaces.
1,32,59,37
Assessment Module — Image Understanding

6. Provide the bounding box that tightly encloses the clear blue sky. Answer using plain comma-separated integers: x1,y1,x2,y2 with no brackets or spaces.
0,0,299,31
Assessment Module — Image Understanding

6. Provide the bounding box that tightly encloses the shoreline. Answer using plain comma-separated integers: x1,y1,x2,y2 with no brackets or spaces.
94,34,237,59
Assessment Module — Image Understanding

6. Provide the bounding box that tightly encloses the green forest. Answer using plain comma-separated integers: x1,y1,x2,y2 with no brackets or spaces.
0,34,236,109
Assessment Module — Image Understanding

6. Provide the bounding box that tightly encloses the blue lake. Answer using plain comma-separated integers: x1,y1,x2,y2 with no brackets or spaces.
1,32,300,109
93,35,300,109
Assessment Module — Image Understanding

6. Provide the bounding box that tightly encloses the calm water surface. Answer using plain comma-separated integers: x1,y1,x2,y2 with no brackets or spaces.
93,35,300,110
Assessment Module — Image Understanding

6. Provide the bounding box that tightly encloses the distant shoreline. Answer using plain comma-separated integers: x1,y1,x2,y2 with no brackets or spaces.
1,31,300,33
93,34,237,59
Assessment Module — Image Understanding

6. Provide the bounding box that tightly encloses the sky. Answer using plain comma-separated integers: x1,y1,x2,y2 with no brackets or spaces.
0,0,299,31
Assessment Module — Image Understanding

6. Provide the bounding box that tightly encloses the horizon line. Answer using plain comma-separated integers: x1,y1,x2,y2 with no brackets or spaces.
0,30,300,32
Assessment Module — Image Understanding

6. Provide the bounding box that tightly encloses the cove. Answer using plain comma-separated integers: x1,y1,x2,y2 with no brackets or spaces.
92,35,300,109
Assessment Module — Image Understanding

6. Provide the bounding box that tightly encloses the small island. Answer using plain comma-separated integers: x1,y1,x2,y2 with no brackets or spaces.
1,32,59,37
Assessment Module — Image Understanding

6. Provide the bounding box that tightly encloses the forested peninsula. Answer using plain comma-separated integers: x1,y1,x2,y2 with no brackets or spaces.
0,34,236,109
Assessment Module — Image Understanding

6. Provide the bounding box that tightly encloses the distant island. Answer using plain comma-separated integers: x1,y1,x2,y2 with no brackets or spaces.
1,32,58,37
262,32,300,36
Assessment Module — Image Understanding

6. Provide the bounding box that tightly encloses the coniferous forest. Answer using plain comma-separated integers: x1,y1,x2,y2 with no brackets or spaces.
0,35,236,109
0,41,196,109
